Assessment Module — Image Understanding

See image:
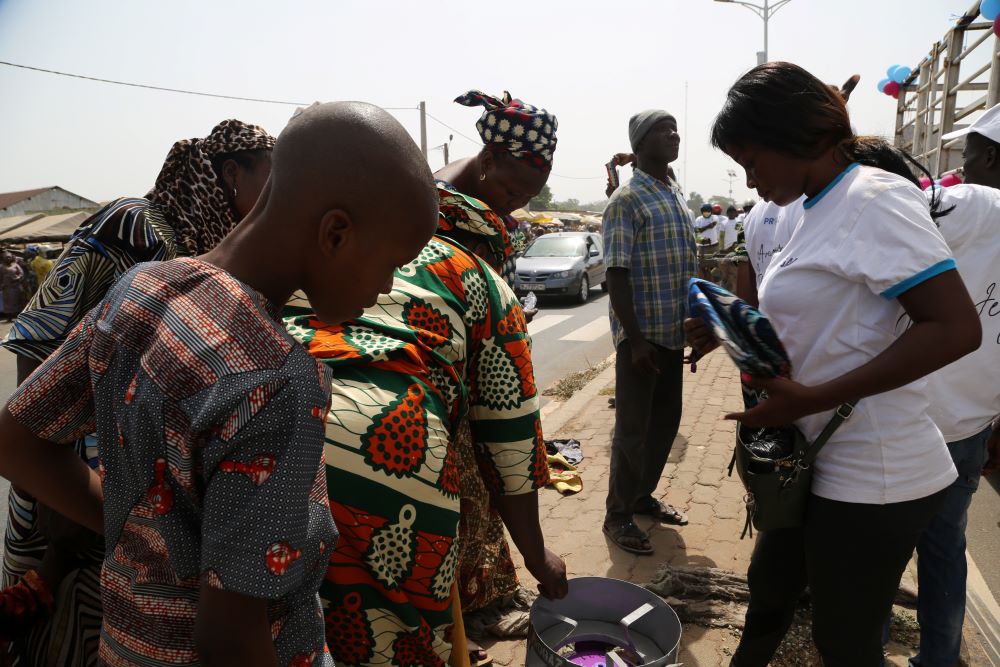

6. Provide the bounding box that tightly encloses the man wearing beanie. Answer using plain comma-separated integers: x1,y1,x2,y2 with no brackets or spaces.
601,110,698,554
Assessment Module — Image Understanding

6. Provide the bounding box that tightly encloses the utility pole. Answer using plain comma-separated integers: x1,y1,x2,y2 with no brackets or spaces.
726,169,737,200
713,0,793,64
419,101,428,160
432,135,453,166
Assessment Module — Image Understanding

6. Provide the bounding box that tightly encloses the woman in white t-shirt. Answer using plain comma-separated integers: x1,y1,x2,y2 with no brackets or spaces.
688,62,982,667
736,196,803,305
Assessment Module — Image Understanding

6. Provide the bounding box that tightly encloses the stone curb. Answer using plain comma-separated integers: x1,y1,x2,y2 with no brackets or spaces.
538,353,616,437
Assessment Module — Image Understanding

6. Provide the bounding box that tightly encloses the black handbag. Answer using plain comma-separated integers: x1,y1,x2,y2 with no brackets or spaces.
730,402,856,537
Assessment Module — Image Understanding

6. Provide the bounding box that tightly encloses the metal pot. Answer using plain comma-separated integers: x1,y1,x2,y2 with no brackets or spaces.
526,577,682,667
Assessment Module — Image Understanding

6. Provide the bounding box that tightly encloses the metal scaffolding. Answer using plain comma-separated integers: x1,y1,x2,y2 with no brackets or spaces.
894,0,1000,176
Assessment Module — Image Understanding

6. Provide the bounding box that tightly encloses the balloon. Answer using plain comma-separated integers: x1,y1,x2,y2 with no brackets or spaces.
891,66,912,83
887,64,902,79
940,173,963,187
994,15,1000,37
891,90,900,100
982,0,1000,21
877,78,890,93
884,81,901,97
918,177,932,190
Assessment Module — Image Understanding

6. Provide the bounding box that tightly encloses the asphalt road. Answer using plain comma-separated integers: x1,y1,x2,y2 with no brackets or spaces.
526,290,615,400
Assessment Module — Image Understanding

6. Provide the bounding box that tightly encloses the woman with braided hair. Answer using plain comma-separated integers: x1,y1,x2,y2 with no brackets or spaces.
0,118,273,667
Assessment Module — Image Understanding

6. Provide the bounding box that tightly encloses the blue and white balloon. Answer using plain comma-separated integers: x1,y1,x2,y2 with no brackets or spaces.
891,66,912,83
982,0,1000,21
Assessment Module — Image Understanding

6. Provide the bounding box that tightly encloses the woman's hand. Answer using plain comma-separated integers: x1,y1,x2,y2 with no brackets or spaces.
724,376,829,428
525,547,569,600
683,317,719,357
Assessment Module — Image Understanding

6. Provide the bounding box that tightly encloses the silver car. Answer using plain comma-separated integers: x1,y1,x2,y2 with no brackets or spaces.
515,232,607,304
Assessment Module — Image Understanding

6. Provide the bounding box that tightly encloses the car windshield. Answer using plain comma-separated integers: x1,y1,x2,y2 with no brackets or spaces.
524,237,587,258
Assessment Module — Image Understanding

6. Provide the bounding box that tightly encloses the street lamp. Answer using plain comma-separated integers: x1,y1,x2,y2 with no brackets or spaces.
725,169,737,200
714,0,793,65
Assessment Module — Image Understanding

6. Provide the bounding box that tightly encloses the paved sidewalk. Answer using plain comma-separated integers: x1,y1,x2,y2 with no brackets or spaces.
481,349,987,666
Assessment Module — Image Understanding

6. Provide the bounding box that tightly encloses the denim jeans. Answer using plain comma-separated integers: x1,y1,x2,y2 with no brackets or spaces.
909,425,992,667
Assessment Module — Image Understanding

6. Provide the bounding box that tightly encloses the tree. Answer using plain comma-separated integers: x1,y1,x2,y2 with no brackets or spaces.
580,199,609,212
708,195,736,211
686,191,705,213
529,184,553,210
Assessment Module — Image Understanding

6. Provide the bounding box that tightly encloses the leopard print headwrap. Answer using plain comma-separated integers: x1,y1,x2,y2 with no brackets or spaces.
146,119,275,255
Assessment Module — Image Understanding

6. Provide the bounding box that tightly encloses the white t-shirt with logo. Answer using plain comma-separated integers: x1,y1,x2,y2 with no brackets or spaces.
695,214,720,245
758,164,958,505
718,216,739,250
920,184,1000,441
743,197,804,287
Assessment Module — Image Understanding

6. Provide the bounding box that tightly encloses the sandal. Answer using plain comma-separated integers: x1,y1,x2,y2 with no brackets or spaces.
634,500,689,526
467,640,494,667
603,519,653,555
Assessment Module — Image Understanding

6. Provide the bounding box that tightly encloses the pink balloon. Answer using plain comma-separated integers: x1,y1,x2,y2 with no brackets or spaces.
939,173,963,187
884,81,901,97
994,16,1000,37
919,177,932,190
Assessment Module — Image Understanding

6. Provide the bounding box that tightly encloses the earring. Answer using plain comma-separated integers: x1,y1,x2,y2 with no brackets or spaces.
480,173,486,181
233,187,238,199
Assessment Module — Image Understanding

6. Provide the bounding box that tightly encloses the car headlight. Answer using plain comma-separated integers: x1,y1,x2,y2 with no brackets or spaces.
553,270,572,278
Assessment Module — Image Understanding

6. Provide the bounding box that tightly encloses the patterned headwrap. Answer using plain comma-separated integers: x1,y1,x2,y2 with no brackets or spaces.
455,91,557,172
435,180,517,286
146,119,275,255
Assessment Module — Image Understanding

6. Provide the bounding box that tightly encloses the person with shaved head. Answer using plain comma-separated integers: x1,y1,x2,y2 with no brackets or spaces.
0,102,438,667
283,93,567,667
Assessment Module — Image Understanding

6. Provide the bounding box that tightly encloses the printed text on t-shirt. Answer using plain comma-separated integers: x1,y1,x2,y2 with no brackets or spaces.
974,281,1000,344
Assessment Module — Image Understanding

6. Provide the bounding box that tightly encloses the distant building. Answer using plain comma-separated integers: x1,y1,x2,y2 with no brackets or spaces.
0,187,99,218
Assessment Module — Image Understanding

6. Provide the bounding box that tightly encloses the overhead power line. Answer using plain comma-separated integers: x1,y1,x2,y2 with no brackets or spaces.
424,111,480,145
2,58,602,181
0,59,416,110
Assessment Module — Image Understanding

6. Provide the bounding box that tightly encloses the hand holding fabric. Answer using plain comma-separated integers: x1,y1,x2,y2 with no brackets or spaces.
725,376,826,428
683,317,719,358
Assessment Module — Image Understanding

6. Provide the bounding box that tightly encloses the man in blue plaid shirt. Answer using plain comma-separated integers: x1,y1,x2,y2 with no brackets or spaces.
602,110,697,555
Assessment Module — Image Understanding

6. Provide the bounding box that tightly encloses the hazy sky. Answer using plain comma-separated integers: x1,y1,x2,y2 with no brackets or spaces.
0,0,987,207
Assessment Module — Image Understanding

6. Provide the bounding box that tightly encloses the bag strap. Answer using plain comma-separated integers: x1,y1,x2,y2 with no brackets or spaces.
800,402,857,467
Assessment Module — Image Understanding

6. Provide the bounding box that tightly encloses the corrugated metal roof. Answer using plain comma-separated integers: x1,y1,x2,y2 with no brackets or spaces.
0,187,54,210
0,213,45,235
0,211,90,243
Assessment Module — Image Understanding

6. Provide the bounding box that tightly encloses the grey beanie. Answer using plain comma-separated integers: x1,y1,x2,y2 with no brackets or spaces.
629,109,674,152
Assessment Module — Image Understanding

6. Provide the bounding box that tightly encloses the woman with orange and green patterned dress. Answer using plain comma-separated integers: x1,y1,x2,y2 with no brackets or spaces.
283,93,565,664
432,91,558,664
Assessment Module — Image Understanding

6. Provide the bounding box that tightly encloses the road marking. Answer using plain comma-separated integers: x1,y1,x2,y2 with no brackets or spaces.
966,549,1000,664
528,314,572,336
560,316,610,342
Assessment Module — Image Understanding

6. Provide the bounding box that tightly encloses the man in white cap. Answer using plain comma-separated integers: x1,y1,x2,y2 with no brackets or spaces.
903,103,1000,667
948,102,1000,190
601,110,697,554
